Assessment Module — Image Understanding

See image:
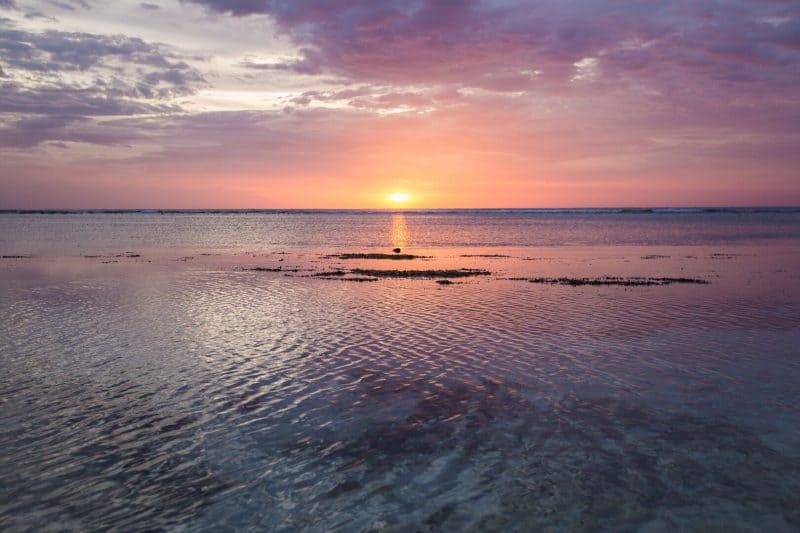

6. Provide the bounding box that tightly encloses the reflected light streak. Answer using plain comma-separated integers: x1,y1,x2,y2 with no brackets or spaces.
390,213,409,248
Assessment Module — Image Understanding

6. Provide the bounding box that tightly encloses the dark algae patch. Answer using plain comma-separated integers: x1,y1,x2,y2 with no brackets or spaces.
302,270,378,281
1,255,32,258
247,266,487,281
84,252,142,259
351,268,491,279
309,270,347,277
315,276,378,282
710,253,754,259
460,254,510,258
299,376,800,531
526,276,709,286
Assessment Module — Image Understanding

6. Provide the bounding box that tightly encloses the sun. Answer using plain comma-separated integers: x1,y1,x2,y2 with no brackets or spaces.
388,192,411,204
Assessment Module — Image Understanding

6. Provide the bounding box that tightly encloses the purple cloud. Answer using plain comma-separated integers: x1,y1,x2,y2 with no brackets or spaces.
0,19,205,147
195,0,800,94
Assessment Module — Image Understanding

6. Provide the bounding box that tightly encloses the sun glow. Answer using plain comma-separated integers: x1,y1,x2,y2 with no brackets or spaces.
388,192,411,204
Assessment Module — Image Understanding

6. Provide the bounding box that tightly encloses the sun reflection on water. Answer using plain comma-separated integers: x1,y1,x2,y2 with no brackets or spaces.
390,213,409,248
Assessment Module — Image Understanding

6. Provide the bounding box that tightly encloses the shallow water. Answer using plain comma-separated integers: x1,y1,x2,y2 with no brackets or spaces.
2,209,800,255
1,211,799,531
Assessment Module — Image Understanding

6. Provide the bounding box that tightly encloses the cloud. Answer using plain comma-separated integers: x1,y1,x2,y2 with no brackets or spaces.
0,114,146,147
0,19,205,147
0,80,181,115
46,0,92,11
190,0,800,95
0,24,199,73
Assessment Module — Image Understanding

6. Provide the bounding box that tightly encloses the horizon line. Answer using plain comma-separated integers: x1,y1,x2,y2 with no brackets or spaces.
2,206,800,213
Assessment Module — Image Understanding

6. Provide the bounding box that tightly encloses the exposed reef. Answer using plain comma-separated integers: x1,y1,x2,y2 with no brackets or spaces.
523,276,709,286
83,252,142,259
327,253,427,260
350,268,491,279
314,276,378,282
309,270,347,277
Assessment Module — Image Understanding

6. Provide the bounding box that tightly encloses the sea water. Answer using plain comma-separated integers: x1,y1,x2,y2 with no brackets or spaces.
1,210,798,530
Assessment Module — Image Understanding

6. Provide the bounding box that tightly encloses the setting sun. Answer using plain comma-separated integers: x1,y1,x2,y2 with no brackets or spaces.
388,192,411,204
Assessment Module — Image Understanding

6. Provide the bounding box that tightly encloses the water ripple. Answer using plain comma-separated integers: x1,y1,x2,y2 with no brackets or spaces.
1,259,799,530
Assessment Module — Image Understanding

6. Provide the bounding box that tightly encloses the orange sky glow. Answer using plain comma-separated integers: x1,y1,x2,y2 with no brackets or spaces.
0,1,798,208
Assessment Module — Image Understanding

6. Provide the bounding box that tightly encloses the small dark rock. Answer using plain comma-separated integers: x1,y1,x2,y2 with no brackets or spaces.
326,479,362,498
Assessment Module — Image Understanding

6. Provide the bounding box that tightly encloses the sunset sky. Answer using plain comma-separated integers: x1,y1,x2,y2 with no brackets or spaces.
1,0,798,208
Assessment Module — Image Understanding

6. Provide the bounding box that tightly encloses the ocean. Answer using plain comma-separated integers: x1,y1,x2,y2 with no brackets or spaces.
1,210,799,530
